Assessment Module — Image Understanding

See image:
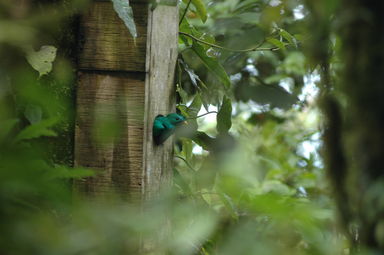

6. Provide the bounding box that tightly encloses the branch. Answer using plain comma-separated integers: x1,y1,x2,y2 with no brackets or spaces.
179,0,192,25
179,32,281,52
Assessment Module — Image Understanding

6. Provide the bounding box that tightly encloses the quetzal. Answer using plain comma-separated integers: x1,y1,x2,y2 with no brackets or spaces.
153,113,187,145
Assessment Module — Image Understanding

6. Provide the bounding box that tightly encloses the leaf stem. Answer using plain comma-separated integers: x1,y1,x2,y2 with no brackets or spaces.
179,0,192,25
179,32,281,52
187,111,218,120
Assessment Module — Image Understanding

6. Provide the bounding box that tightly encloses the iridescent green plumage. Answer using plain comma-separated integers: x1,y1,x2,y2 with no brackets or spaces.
153,113,186,145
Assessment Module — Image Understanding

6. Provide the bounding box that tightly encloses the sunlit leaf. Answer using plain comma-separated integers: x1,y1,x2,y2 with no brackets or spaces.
279,28,297,46
177,104,189,118
25,45,57,77
111,0,137,39
266,37,286,50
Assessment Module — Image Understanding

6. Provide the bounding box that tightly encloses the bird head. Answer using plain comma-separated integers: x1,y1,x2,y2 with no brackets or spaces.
166,113,187,125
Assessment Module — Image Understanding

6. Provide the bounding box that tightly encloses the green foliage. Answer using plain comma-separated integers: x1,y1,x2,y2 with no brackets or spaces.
14,118,58,142
0,0,355,254
183,0,208,23
179,18,231,89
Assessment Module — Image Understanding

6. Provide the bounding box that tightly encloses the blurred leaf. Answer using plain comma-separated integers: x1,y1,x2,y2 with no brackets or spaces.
177,84,189,104
238,12,262,25
0,119,19,142
279,28,297,47
111,0,137,39
192,131,215,151
180,58,201,89
261,180,295,196
182,138,193,161
266,37,286,50
24,104,42,124
46,166,95,180
236,81,297,109
218,193,239,219
190,41,231,88
187,94,202,131
177,104,189,117
217,96,232,134
0,21,36,46
187,93,202,117
25,45,57,77
14,118,58,142
281,52,306,75
174,167,193,194
184,0,207,23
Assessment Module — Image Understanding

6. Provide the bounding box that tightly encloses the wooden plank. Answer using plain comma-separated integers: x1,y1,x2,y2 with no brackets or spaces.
78,2,148,72
74,72,145,200
75,2,179,201
142,5,179,198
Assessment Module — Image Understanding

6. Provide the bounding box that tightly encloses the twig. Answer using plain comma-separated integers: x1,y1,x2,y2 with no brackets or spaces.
175,155,197,171
179,32,281,52
179,0,192,25
187,111,218,120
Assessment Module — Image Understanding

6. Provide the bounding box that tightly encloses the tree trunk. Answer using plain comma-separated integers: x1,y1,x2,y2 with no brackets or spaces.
73,0,178,201
317,0,384,252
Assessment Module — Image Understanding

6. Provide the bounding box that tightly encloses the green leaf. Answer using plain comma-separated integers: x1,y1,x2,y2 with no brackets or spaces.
217,96,232,134
180,59,201,89
25,45,57,77
261,180,295,196
192,0,207,23
266,37,286,50
187,94,202,131
235,79,298,110
190,41,231,88
24,104,42,124
14,118,58,142
183,0,207,23
182,138,193,161
111,0,137,39
176,84,189,104
187,94,202,117
279,28,296,46
218,193,239,219
192,131,215,151
177,104,189,118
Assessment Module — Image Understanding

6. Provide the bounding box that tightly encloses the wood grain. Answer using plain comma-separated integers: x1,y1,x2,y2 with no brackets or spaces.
75,2,179,201
74,72,145,200
78,2,148,72
142,5,179,199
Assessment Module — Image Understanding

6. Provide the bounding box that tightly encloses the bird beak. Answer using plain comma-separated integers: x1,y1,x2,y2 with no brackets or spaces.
182,120,188,125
